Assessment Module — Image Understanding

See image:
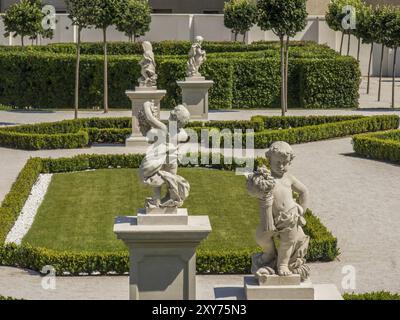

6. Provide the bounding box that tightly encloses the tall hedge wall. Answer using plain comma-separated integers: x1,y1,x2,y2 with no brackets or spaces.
0,41,360,110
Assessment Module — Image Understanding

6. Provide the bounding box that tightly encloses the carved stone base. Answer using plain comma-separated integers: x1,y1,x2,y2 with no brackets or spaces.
244,276,315,300
125,88,166,147
114,215,211,300
176,79,214,120
137,208,188,225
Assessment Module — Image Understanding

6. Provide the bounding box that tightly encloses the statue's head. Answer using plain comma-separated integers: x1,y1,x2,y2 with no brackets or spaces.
169,104,190,129
141,41,153,53
265,141,295,177
195,36,204,44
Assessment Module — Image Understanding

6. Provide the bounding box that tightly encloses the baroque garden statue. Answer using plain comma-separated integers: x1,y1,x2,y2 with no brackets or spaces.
247,141,311,281
186,36,206,78
138,101,191,209
138,41,157,87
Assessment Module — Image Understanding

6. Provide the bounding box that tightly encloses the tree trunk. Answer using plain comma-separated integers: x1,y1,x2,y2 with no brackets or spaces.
378,44,385,102
280,36,286,116
103,28,108,113
340,32,344,55
367,43,374,94
357,37,361,61
347,32,351,56
21,36,24,47
74,29,81,120
392,47,397,109
234,32,238,42
285,36,289,112
242,32,246,44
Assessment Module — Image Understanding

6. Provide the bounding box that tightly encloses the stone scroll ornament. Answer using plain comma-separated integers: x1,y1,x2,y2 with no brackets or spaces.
138,41,158,87
186,36,206,78
138,101,191,209
246,141,311,281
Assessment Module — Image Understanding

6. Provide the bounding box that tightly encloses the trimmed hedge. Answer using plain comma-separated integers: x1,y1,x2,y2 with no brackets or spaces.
353,130,400,163
343,291,400,300
252,115,400,148
0,153,338,275
0,40,360,110
1,115,398,150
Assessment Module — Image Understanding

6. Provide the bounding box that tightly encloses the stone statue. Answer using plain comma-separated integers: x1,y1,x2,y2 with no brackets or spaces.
138,41,157,87
186,36,206,78
246,141,311,281
138,101,191,209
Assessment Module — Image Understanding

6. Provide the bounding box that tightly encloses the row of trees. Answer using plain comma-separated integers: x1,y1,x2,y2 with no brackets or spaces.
326,0,400,108
224,0,307,116
2,0,152,118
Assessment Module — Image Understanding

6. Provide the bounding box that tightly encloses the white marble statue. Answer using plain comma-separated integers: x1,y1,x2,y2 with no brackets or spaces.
138,41,157,87
186,36,206,78
139,101,191,209
247,141,311,281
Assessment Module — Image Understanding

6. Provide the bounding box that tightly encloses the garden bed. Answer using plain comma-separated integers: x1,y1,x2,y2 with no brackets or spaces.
352,130,400,163
0,153,339,275
0,115,398,150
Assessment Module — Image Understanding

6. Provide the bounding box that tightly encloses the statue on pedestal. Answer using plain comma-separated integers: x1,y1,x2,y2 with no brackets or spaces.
138,101,191,208
247,141,311,281
138,41,157,87
186,36,206,78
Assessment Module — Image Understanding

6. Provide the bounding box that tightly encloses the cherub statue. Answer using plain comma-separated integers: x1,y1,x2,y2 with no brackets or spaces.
247,141,311,281
139,101,191,209
138,41,157,87
186,36,206,78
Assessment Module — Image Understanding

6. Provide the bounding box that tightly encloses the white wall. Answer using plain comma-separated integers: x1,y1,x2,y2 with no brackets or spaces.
0,13,399,76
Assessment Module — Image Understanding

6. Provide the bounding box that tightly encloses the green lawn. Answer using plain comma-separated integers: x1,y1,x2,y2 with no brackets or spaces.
23,168,260,252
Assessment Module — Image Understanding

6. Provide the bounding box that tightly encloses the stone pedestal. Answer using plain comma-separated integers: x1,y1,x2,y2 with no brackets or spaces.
244,275,315,300
125,87,166,147
114,209,211,300
177,77,214,120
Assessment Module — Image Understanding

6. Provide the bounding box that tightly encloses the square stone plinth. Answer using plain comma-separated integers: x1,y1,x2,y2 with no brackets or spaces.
258,274,301,286
177,79,213,120
244,276,315,300
137,208,188,225
114,215,211,300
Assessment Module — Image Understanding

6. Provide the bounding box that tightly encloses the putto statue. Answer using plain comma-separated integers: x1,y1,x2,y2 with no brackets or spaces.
247,141,311,281
138,41,157,87
186,36,206,78
138,101,191,209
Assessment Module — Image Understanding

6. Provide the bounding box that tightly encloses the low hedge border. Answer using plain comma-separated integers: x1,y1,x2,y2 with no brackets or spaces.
343,291,400,300
1,115,398,150
0,153,338,275
352,130,400,163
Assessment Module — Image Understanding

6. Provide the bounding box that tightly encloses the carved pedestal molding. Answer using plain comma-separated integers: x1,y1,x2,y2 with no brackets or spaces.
125,87,166,147
114,210,211,300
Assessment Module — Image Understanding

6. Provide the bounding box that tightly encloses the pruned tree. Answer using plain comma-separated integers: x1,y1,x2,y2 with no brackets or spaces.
115,0,151,42
224,0,257,43
66,0,96,119
91,0,120,113
2,0,53,47
257,0,307,116
356,3,376,94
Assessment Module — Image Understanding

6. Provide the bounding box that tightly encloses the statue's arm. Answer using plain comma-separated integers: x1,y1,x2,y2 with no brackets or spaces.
291,175,309,212
143,102,167,132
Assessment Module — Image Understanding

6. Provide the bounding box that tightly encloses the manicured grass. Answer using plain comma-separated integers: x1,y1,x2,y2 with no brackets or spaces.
23,168,260,252
343,291,400,300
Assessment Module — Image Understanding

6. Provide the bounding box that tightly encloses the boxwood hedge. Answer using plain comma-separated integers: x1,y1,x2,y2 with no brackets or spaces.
0,115,398,150
0,41,360,110
352,130,400,163
0,153,338,275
